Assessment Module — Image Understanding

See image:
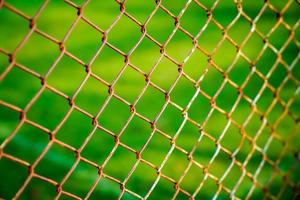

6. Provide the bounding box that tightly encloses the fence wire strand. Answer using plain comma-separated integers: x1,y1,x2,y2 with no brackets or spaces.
0,0,299,199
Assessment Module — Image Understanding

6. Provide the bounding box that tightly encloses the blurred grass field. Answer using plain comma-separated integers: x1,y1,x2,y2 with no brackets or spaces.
0,0,300,199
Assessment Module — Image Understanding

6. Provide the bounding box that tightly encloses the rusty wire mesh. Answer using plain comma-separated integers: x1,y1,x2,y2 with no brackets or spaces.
0,0,300,199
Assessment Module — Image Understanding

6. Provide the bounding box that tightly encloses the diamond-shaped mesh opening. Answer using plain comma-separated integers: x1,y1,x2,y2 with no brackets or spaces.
3,123,49,164
170,75,195,108
65,19,102,63
135,85,165,121
15,32,61,75
98,96,131,134
255,46,277,76
47,55,87,97
0,53,8,74
89,177,121,199
175,120,200,153
255,5,278,35
83,1,120,31
0,104,20,144
282,39,299,65
150,56,179,91
228,56,251,86
129,36,161,73
212,0,239,27
282,0,299,27
113,65,145,104
213,39,237,71
35,0,77,40
242,31,265,61
120,115,152,151
0,157,29,199
124,0,156,23
0,66,41,108
197,21,224,53
73,76,108,115
107,15,142,54
141,131,171,167
4,0,44,17
125,162,158,197
26,89,70,130
179,1,207,36
227,15,251,45
268,23,291,51
161,148,190,181
55,109,94,149
241,0,265,20
0,6,29,51
35,143,76,183
103,145,136,182
182,48,207,80
0,0,299,199
147,176,174,200
156,103,184,138
90,44,125,84
145,7,174,44
62,161,99,198
165,29,194,63
81,128,115,165
19,177,57,199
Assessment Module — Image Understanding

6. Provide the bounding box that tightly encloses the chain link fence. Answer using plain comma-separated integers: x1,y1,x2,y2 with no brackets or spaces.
0,0,299,199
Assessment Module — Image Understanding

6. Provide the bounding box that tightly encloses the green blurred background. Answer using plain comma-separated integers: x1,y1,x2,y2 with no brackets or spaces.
0,0,299,199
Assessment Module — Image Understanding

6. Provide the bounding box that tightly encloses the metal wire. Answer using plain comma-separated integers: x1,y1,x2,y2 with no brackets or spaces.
0,0,299,199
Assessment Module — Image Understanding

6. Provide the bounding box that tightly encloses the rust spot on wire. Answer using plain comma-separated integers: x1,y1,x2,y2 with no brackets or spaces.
8,53,14,63
108,85,114,95
136,151,141,160
68,98,74,106
178,64,183,73
114,135,120,144
56,185,62,193
29,19,36,29
174,17,179,26
144,74,150,83
19,111,26,120
193,38,198,46
210,98,216,107
120,183,125,191
170,138,175,145
59,42,65,51
203,167,208,174
92,117,98,126
97,167,103,176
49,133,55,141
74,150,80,159
164,92,170,101
160,46,165,54
40,77,46,86
141,25,146,34
150,121,156,130
174,182,179,190
130,105,136,113
28,165,34,174
119,3,125,13
101,32,107,43
187,154,193,161
206,9,212,18
124,55,129,64
77,7,83,16
85,64,91,73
